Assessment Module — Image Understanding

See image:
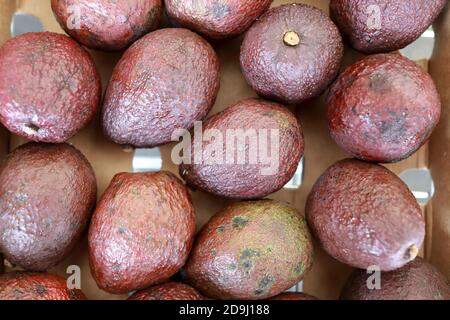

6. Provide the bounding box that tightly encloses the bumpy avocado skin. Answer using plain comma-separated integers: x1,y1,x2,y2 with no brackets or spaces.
341,258,450,300
89,171,196,294
306,159,425,272
102,28,220,148
327,53,441,163
0,32,101,143
52,0,163,51
330,0,447,53
180,98,304,200
165,0,273,39
240,3,343,105
0,143,97,271
0,272,86,300
185,200,314,300
128,282,203,300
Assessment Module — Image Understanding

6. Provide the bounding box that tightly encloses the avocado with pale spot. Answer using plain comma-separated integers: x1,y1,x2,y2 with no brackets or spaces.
185,200,313,300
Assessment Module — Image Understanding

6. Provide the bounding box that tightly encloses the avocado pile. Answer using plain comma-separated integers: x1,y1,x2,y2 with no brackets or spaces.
0,0,449,301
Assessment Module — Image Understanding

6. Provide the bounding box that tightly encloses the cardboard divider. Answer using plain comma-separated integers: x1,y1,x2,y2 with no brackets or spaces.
0,0,446,300
429,4,450,279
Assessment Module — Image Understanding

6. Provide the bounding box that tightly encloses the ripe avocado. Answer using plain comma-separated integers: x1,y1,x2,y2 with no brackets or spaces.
330,0,447,53
89,171,196,294
0,272,86,300
52,0,163,51
341,258,450,300
0,143,97,271
0,32,101,143
327,53,441,163
128,282,203,300
179,98,304,199
165,0,273,39
306,159,425,271
102,28,220,148
270,292,319,300
185,200,314,300
240,3,343,105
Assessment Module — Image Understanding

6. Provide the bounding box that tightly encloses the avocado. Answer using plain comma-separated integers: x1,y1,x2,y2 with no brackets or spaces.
330,0,447,54
0,32,101,143
0,272,86,300
52,0,163,51
306,159,425,271
179,98,304,199
0,143,97,271
89,171,196,294
128,282,203,300
240,3,343,105
341,258,450,300
102,28,220,148
165,0,273,39
185,200,314,300
270,292,319,300
327,53,441,163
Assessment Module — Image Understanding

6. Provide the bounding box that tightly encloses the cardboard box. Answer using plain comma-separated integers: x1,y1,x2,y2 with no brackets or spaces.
0,0,448,300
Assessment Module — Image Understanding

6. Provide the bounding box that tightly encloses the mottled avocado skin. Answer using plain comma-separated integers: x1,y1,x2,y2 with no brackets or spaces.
128,282,203,300
185,200,314,300
327,53,441,163
306,159,425,271
179,98,304,199
0,32,101,143
270,292,319,300
89,171,196,294
240,3,343,105
0,143,97,271
165,0,273,39
102,28,220,148
52,0,163,52
341,258,450,300
330,0,447,53
0,272,86,300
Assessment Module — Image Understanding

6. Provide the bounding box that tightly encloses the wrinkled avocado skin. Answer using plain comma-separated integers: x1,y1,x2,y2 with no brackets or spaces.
165,0,273,39
0,271,86,300
330,0,447,53
102,28,220,148
327,53,441,163
341,257,450,300
180,98,304,200
240,3,343,105
52,0,163,51
0,32,101,143
89,171,196,294
185,200,314,300
306,159,425,271
0,143,97,271
0,272,86,300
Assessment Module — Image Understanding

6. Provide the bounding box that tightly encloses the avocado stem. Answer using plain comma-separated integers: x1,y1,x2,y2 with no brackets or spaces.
283,31,300,47
406,245,419,260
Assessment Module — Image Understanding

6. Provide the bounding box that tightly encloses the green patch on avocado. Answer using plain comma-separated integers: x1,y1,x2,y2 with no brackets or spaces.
232,216,249,230
131,186,141,196
117,226,127,235
239,248,260,274
294,262,305,276
226,262,237,271
35,285,47,295
254,275,275,296
211,249,217,257
217,225,225,233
